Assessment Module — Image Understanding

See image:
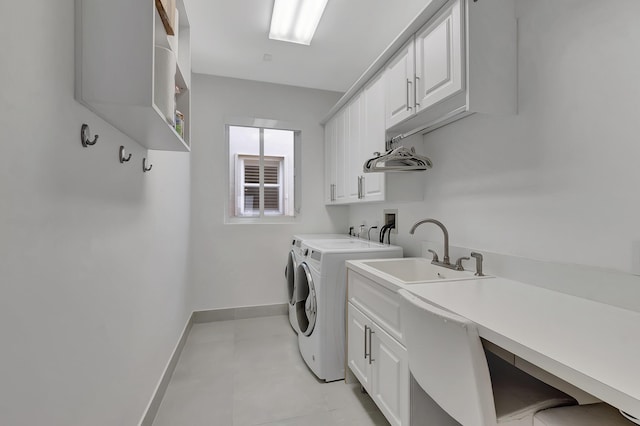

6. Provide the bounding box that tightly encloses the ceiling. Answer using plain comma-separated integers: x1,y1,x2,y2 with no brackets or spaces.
183,0,432,93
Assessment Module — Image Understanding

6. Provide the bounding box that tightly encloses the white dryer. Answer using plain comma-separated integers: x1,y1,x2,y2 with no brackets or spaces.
285,234,351,334
295,239,403,382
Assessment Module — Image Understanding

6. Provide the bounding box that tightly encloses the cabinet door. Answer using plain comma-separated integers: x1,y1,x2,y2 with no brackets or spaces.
361,72,386,201
347,303,372,391
414,0,464,113
346,95,363,201
334,108,348,202
370,322,410,426
324,117,337,204
385,38,415,129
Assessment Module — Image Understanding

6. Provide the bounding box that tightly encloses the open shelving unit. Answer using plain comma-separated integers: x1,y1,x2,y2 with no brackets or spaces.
75,0,191,152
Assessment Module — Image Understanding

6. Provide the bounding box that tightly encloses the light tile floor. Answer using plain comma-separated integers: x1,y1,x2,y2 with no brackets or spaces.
153,315,390,426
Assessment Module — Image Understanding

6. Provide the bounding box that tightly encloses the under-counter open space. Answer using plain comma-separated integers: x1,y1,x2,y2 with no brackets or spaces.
346,258,640,424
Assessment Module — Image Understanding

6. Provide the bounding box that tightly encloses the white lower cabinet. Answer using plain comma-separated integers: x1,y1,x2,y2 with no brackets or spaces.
347,302,372,389
348,300,409,426
370,319,409,426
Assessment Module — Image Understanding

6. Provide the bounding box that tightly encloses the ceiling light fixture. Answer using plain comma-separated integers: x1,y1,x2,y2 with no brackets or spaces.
269,0,329,45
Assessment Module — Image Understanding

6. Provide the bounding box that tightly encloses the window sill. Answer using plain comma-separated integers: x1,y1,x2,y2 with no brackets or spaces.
225,216,300,225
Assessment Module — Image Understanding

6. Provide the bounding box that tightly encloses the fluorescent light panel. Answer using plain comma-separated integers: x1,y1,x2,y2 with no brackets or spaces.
269,0,329,45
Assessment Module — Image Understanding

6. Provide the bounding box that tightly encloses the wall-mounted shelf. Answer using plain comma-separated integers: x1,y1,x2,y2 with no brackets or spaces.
75,0,191,152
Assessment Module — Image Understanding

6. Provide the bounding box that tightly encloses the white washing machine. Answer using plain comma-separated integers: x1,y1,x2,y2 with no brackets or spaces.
285,234,352,334
295,239,403,382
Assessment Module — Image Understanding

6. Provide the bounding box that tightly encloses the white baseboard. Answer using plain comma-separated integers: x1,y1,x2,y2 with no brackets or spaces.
139,313,194,426
193,303,288,323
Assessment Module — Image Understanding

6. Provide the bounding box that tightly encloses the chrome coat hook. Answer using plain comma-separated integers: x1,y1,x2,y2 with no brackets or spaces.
81,124,99,147
119,146,132,163
143,158,153,172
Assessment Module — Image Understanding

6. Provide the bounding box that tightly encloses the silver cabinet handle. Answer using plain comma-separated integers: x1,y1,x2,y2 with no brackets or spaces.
360,176,365,199
364,324,369,359
414,76,420,107
368,326,375,364
330,184,336,201
406,79,413,111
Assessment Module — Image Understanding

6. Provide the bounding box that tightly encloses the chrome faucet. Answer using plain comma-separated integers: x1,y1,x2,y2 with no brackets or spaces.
409,218,466,271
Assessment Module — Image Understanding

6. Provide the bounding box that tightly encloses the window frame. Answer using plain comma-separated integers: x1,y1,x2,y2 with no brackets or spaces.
225,117,301,224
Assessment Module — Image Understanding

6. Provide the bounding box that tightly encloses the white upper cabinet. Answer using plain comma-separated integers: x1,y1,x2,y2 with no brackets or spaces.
324,118,337,203
384,40,416,129
361,73,386,201
75,0,191,151
414,0,463,113
347,95,363,202
383,0,516,137
324,76,386,205
323,0,514,203
335,108,349,202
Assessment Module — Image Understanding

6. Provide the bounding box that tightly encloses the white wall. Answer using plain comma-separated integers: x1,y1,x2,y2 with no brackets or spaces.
190,75,344,310
0,1,192,424
350,0,640,274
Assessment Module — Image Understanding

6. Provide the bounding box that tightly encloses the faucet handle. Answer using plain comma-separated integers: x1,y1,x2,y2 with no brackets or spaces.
427,249,439,263
454,256,470,271
470,252,484,276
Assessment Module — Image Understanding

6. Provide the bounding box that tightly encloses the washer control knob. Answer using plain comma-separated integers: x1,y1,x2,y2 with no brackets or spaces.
303,249,309,256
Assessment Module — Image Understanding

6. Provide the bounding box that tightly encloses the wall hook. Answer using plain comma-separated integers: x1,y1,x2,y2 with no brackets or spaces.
143,158,153,172
119,146,132,163
81,124,99,147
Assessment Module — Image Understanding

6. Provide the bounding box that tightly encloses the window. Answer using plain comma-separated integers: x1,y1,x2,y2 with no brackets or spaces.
237,156,283,215
228,124,298,220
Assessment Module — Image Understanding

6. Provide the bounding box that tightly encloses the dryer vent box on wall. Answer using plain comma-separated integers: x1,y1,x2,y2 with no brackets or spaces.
383,209,398,234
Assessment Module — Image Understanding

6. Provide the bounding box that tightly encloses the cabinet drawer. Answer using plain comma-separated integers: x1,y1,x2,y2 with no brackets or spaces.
348,270,403,343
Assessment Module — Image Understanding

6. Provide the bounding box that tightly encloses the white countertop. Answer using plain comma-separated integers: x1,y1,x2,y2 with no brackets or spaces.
346,260,640,418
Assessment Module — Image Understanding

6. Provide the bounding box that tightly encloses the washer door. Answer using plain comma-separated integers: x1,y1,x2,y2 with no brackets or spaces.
295,263,317,336
285,250,297,306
